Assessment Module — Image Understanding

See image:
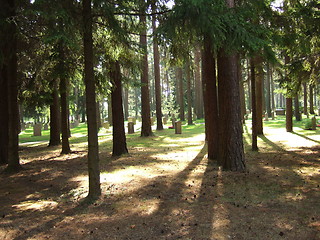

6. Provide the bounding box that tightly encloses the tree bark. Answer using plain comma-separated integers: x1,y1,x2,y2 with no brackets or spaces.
217,49,246,171
310,84,314,114
294,95,301,121
194,46,203,119
202,36,218,159
0,65,9,165
286,98,293,132
303,82,308,115
177,67,185,121
140,13,153,137
255,57,263,135
3,0,21,172
250,59,258,151
266,64,272,118
123,87,129,121
186,61,193,125
110,61,128,156
49,79,61,146
152,5,163,130
83,0,101,199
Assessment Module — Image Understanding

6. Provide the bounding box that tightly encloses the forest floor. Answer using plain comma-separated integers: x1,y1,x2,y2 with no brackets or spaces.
1,118,320,240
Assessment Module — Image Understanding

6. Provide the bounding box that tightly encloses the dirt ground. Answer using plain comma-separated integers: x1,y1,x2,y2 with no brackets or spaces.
1,125,319,240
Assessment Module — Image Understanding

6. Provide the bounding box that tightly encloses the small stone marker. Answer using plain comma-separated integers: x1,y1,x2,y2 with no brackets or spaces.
33,123,42,136
311,116,317,130
175,121,182,134
128,122,134,134
275,109,285,115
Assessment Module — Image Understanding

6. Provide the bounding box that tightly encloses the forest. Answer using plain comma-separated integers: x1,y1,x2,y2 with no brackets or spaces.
0,0,319,239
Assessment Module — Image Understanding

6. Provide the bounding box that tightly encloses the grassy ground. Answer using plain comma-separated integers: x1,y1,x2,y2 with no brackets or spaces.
0,117,319,240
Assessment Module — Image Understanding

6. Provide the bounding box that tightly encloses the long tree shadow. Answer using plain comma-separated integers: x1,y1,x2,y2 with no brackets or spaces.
291,131,320,144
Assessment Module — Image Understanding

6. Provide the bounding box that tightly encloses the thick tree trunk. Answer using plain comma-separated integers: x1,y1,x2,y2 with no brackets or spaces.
202,36,218,159
303,82,308,115
250,59,258,151
194,46,203,119
310,84,314,114
0,66,9,165
255,57,263,135
83,0,101,199
4,0,21,172
186,62,193,125
60,72,71,154
177,67,185,121
217,49,245,171
49,79,61,146
152,6,163,131
140,13,153,137
110,61,128,156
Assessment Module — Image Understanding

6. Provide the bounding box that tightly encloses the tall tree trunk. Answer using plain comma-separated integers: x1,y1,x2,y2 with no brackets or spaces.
250,59,258,151
303,82,308,115
123,87,129,121
152,4,163,130
217,49,245,171
186,62,193,125
60,69,71,154
0,64,9,165
110,61,128,156
286,98,293,132
83,0,101,199
107,97,112,125
140,13,153,137
294,94,301,121
202,36,218,159
310,84,314,114
3,0,21,172
177,67,185,121
247,58,252,111
266,64,272,118
238,57,246,123
270,67,275,119
194,46,203,119
255,57,263,135
49,79,61,146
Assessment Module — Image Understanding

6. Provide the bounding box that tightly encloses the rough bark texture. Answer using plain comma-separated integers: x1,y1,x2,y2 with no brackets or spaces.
49,79,61,146
0,64,9,165
140,13,153,137
110,61,128,156
201,37,218,159
60,69,71,154
2,0,21,171
152,6,163,131
177,67,185,121
194,47,204,119
83,0,101,199
255,57,264,135
286,98,293,132
250,59,258,151
186,62,193,125
217,50,245,171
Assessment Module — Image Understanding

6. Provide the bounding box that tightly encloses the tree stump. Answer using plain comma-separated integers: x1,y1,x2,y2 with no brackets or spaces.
33,123,42,136
128,122,134,134
175,121,182,134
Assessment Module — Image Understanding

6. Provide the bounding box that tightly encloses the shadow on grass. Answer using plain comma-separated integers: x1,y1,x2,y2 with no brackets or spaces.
291,131,320,144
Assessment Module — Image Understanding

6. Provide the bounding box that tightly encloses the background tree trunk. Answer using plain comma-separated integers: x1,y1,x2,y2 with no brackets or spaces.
111,61,128,156
251,59,258,151
217,49,245,171
194,46,203,119
286,98,293,132
202,36,218,159
83,0,101,199
60,70,71,154
309,84,314,114
303,82,308,115
294,95,301,121
186,62,193,125
255,57,264,135
140,13,153,137
123,87,129,121
49,79,61,146
266,64,272,118
177,67,185,121
152,5,163,131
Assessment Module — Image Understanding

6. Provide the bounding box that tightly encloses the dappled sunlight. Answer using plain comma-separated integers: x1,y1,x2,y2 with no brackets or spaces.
12,200,58,212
